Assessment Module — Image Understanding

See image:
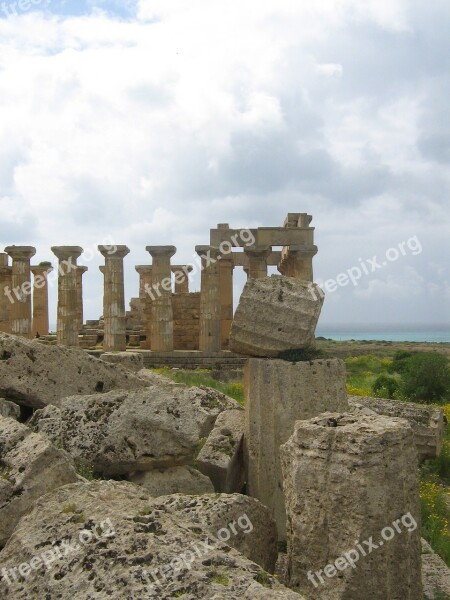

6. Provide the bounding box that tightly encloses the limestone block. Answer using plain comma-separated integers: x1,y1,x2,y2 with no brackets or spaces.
348,395,445,461
0,333,148,409
197,409,245,493
31,385,241,476
100,351,144,372
0,398,20,420
151,492,278,572
244,358,348,539
0,415,78,546
421,538,450,599
0,480,306,599
128,466,214,496
280,412,422,600
229,275,323,357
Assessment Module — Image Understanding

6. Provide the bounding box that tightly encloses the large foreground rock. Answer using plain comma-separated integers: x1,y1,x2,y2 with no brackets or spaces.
280,412,422,600
348,395,446,461
151,493,278,572
31,385,241,476
422,539,450,599
0,333,148,409
197,409,245,493
0,481,304,599
129,466,214,496
245,357,348,539
229,275,323,357
0,416,78,547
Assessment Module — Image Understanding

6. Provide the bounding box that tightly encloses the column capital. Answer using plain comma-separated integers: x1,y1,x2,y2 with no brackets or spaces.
31,264,53,276
99,266,106,274
195,245,222,261
5,246,36,261
98,245,130,259
76,265,89,275
51,246,83,262
135,265,153,275
244,245,272,258
171,265,193,273
288,244,318,258
146,245,176,259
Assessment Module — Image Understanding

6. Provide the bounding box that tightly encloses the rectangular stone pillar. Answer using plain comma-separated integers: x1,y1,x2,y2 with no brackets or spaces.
244,358,348,540
146,246,176,352
4,246,36,338
31,263,53,336
76,265,88,332
51,246,83,347
280,413,422,600
135,265,153,350
99,246,129,352
196,246,221,352
219,256,234,349
0,254,12,333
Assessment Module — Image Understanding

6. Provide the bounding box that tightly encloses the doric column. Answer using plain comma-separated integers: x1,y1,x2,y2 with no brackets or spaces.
172,265,193,294
135,266,153,299
4,246,36,337
99,266,106,323
31,263,53,336
76,265,88,332
0,254,12,333
244,246,271,279
219,255,234,349
146,246,176,352
196,245,221,352
98,246,130,352
51,246,83,347
280,245,318,281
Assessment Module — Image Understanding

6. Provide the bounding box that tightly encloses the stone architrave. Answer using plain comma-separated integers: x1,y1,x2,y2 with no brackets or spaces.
196,245,221,352
146,246,176,352
98,246,130,352
4,246,36,338
31,264,53,336
51,246,83,347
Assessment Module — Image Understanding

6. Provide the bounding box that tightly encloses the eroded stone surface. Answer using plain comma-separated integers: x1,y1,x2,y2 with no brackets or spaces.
245,358,348,539
0,399,20,421
197,409,244,493
0,333,148,409
229,276,323,357
422,538,450,600
0,481,304,599
0,416,78,546
128,466,214,496
348,395,445,461
138,492,278,573
31,385,241,476
280,412,422,600
100,351,143,372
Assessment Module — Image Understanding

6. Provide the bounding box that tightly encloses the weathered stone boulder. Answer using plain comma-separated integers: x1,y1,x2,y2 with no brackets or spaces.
151,493,278,573
31,385,241,476
99,351,143,372
128,466,214,496
0,333,148,409
0,399,20,420
348,395,446,461
0,480,305,599
229,275,323,357
422,538,450,599
280,412,422,600
245,357,348,539
0,416,78,547
197,409,245,493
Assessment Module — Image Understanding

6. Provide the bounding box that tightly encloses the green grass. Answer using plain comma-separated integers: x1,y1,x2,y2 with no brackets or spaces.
152,368,245,406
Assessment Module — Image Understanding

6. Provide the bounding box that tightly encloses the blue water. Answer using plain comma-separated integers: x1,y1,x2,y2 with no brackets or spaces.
316,327,450,343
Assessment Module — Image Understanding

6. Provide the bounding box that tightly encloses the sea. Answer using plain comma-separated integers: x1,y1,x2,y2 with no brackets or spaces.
316,326,450,343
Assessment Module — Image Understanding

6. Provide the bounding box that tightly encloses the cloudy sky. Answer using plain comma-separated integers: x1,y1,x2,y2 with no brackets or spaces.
1,0,449,329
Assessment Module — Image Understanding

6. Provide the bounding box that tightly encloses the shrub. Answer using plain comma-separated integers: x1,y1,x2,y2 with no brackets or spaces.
401,353,450,405
372,374,400,399
388,351,416,375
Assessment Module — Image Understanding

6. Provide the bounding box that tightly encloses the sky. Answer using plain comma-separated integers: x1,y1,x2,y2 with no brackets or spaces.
0,0,449,328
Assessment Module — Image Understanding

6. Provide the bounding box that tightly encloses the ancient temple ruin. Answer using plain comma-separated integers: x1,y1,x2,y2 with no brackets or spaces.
0,213,317,354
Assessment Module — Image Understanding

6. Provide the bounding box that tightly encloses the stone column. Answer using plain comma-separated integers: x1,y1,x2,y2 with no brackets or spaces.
76,265,88,332
0,254,12,333
196,246,221,352
219,256,234,349
51,246,83,347
135,266,153,299
280,413,422,600
4,246,36,338
146,246,176,352
288,245,318,281
135,266,153,350
172,265,193,294
244,246,271,279
98,246,130,352
31,264,53,336
244,358,348,540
